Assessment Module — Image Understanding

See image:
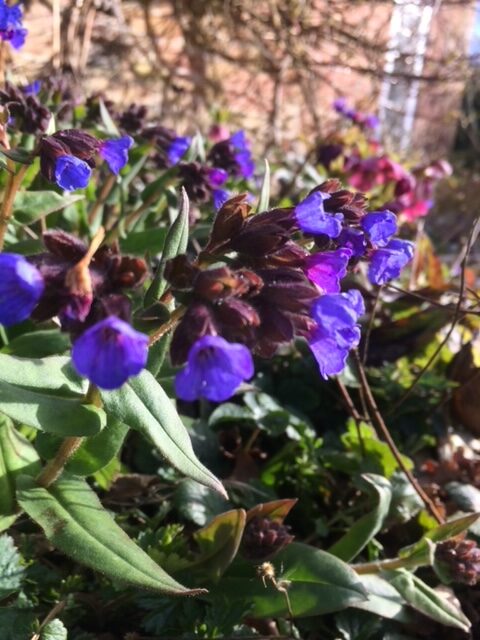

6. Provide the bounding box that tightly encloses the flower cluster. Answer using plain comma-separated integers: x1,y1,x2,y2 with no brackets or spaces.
0,82,51,134
435,538,480,586
316,119,451,224
38,129,133,191
0,0,27,50
0,231,149,389
168,181,413,402
333,97,379,130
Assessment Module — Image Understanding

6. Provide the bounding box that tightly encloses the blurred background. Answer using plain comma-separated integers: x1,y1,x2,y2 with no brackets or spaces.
11,0,479,155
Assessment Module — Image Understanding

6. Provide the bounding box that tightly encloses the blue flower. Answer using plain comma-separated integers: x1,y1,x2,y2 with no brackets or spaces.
361,210,397,247
167,136,191,165
295,191,343,237
305,248,352,293
212,189,230,211
175,334,254,402
0,1,27,50
99,136,134,175
54,155,92,191
368,239,414,285
309,290,364,378
72,316,149,390
0,254,44,326
337,227,367,257
23,80,41,96
230,130,255,178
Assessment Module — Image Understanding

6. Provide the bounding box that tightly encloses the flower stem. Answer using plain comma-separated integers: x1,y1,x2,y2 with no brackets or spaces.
0,161,28,252
36,384,101,488
353,350,444,524
353,556,419,575
88,173,117,227
149,306,186,346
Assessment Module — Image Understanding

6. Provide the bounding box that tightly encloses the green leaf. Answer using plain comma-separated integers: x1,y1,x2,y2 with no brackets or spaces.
40,618,67,640
146,332,171,377
0,535,25,601
13,191,84,224
0,147,33,164
0,353,86,396
16,475,204,595
257,159,270,212
353,574,412,623
218,542,367,618
188,509,246,581
101,370,225,496
0,416,41,515
120,227,167,255
2,330,70,358
388,570,470,632
0,607,35,639
174,479,230,526
329,474,392,562
0,380,105,436
144,187,189,305
400,512,480,564
342,421,413,477
99,99,120,136
66,417,129,476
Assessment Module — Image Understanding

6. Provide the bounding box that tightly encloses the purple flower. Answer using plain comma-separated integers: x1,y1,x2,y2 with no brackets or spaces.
0,1,27,50
167,136,191,165
0,254,44,326
99,136,134,175
295,191,343,237
333,98,347,114
54,155,92,191
212,189,230,211
363,114,379,129
175,334,254,402
337,227,367,257
208,167,228,188
230,130,255,178
72,316,148,390
361,210,397,247
309,289,364,378
368,239,414,285
305,248,352,293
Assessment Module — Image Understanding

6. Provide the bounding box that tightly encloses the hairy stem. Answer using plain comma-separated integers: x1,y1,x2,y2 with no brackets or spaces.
149,305,186,346
0,161,28,252
36,385,101,488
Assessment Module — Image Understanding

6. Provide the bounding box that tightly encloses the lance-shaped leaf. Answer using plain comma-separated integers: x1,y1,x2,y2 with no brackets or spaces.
257,159,270,212
0,416,41,516
66,417,129,476
0,379,105,436
14,191,84,224
101,370,226,496
184,509,246,581
217,542,367,618
329,474,392,562
0,353,86,396
399,512,480,565
144,187,189,305
16,475,204,595
388,569,470,632
353,573,413,623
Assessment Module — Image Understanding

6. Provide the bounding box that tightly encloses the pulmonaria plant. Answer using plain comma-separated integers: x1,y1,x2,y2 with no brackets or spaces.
167,180,413,402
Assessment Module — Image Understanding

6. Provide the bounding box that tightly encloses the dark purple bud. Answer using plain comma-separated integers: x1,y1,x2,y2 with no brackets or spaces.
242,516,294,561
435,539,480,586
